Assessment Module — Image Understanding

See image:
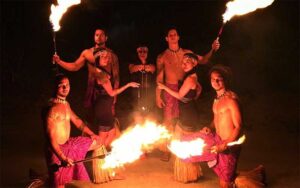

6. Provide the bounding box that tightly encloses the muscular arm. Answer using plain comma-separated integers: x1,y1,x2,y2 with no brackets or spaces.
224,99,242,143
46,108,67,161
55,50,88,71
198,38,220,65
69,106,96,137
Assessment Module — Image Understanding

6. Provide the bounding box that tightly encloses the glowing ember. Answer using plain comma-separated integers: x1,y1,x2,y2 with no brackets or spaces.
227,135,246,146
49,0,81,32
223,0,275,23
102,121,171,169
168,138,206,159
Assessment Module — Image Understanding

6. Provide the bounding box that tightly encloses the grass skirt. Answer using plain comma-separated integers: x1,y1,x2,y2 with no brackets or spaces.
173,122,203,183
92,145,114,183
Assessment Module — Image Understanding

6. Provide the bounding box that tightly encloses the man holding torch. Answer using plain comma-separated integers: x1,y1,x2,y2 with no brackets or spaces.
43,74,102,188
206,64,242,188
156,27,220,162
52,28,119,118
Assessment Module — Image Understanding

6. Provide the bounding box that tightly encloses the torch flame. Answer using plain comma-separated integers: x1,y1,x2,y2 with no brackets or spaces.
102,121,171,169
227,135,246,146
168,138,206,159
49,0,81,32
223,0,275,23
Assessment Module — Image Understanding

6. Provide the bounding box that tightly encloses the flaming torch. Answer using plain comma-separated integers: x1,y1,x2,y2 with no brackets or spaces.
169,134,246,160
102,121,171,169
217,0,275,38
49,0,81,64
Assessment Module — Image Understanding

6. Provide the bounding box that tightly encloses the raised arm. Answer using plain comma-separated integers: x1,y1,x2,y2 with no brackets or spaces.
53,50,87,71
198,38,220,65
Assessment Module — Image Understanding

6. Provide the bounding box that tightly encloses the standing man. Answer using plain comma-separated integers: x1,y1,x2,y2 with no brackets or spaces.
156,27,220,161
44,74,102,188
52,28,119,115
209,64,242,188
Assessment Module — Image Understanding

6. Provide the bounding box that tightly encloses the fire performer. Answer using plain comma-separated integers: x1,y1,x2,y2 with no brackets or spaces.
157,53,203,183
129,44,156,121
156,27,220,161
207,64,242,188
52,28,119,119
91,48,140,183
43,74,102,188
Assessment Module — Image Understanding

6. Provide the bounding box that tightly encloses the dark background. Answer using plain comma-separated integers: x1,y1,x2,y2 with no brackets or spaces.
1,0,299,187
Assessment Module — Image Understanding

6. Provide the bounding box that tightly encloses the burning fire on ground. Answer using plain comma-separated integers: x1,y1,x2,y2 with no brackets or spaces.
102,121,171,169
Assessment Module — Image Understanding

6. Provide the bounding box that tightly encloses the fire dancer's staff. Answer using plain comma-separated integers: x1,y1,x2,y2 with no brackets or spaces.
50,152,108,172
43,74,102,187
139,65,148,111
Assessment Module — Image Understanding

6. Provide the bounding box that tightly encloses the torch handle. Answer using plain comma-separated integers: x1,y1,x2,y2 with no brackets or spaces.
50,153,108,172
52,32,57,64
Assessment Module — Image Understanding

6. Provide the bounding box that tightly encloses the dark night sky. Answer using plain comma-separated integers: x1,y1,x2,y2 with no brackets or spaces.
0,0,299,186
1,1,299,120
1,0,299,98
1,0,299,140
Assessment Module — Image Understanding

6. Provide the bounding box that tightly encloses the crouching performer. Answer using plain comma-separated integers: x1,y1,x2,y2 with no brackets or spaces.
178,65,265,188
43,74,102,188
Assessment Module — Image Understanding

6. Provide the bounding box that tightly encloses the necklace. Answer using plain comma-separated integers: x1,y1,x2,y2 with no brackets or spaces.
215,91,227,101
51,97,67,104
168,47,181,53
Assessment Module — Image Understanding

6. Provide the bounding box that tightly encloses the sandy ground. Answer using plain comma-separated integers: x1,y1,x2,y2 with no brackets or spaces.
1,91,299,187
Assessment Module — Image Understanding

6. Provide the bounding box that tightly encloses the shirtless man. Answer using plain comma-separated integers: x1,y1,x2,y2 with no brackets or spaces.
52,29,119,113
156,27,220,161
44,74,102,188
209,65,242,188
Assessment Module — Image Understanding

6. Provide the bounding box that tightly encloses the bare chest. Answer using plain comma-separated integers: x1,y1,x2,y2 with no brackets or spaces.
213,100,230,115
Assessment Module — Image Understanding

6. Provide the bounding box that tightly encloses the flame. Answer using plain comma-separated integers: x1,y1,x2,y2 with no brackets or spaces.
223,0,275,23
102,121,171,169
168,138,206,159
227,135,246,146
49,0,81,32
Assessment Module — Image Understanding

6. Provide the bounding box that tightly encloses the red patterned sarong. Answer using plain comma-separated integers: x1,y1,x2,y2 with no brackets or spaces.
46,136,92,186
182,132,240,182
212,135,240,182
163,83,179,120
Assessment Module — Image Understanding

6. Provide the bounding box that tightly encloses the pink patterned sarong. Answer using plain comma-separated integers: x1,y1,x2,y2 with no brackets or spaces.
181,132,240,182
46,136,93,186
163,83,179,120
